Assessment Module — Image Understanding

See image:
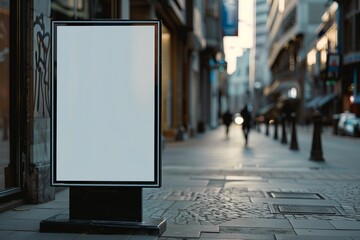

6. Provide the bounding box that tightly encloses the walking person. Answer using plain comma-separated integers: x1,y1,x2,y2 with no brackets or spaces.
240,104,252,146
222,109,233,138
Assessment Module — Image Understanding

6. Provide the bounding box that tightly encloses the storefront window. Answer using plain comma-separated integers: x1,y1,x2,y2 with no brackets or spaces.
0,0,10,191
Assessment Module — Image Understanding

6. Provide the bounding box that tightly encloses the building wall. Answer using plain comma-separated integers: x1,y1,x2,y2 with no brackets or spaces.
340,0,360,115
24,0,54,203
255,0,267,61
303,1,341,123
188,0,223,132
266,0,328,122
253,0,270,114
228,50,250,112
205,0,222,129
190,0,206,135
200,0,223,130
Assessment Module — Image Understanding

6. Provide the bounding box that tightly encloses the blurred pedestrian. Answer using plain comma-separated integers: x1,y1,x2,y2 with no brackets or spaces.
241,104,252,146
222,109,233,138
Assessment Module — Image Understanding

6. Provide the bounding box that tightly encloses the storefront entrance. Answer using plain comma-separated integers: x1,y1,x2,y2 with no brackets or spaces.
0,0,11,193
0,0,21,199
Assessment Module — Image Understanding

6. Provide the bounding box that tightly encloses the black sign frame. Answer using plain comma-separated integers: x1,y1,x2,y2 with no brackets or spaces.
51,20,161,187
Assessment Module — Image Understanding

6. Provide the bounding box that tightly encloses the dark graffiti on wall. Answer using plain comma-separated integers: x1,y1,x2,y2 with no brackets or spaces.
33,14,50,117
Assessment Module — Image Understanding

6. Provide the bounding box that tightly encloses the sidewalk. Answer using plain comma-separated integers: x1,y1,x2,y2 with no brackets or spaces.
1,125,360,239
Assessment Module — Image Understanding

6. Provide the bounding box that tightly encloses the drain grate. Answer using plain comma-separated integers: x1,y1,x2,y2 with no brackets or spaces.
278,205,335,214
268,191,324,200
270,204,344,215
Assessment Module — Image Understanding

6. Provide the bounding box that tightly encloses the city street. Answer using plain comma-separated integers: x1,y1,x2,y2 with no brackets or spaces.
1,123,360,239
2,1,360,239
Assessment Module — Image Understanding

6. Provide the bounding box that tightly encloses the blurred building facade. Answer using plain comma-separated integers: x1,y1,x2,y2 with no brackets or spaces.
264,0,328,122
198,0,224,131
228,50,250,113
0,0,224,206
278,0,360,123
305,1,340,124
252,0,270,117
256,0,360,124
337,0,360,115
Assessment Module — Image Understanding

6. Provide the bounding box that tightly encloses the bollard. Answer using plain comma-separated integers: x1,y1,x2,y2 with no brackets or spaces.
289,112,299,150
280,114,287,144
265,118,269,136
273,117,278,140
309,110,324,161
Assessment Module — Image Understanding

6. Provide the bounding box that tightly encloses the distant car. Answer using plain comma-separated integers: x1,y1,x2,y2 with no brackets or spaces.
343,118,360,137
337,112,360,137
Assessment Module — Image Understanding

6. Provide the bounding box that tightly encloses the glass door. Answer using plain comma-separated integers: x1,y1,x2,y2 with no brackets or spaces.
0,0,12,193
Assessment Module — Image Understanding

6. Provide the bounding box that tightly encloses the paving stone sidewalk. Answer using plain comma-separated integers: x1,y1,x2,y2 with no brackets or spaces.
145,125,360,239
1,125,360,239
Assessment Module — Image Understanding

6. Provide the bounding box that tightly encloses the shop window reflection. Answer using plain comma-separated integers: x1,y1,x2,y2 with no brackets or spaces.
0,1,10,191
51,0,113,20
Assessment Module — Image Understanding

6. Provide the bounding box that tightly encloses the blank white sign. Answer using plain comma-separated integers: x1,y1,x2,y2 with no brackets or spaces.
52,21,160,186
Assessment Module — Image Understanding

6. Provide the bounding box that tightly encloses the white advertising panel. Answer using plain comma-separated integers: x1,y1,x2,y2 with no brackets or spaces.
51,21,161,187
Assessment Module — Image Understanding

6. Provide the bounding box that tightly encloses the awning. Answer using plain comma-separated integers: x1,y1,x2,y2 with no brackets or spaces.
306,93,337,109
264,80,298,96
305,96,322,109
257,103,275,116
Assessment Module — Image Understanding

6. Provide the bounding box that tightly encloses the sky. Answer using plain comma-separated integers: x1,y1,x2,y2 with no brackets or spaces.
224,0,254,74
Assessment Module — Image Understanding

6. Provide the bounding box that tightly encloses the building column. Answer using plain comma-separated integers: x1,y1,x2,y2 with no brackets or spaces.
24,0,55,203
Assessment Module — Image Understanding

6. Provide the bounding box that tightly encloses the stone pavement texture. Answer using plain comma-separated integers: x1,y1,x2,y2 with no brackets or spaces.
1,124,360,239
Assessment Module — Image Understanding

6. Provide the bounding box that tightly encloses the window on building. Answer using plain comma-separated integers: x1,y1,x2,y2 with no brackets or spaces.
344,18,352,54
344,0,360,16
205,0,219,17
327,26,338,53
356,13,360,51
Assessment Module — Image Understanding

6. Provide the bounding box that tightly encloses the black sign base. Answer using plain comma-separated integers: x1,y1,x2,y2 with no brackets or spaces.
69,187,143,221
40,187,166,236
40,214,166,235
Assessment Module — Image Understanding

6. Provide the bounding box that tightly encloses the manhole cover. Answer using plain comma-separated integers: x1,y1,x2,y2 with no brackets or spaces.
268,191,324,199
270,204,344,215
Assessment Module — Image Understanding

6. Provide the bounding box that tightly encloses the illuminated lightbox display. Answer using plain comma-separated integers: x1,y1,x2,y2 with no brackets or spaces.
51,21,161,187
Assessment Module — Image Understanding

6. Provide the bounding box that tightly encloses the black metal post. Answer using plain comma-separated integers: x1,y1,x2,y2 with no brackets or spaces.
280,114,287,144
265,118,269,136
289,112,299,150
309,110,325,161
273,117,278,140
